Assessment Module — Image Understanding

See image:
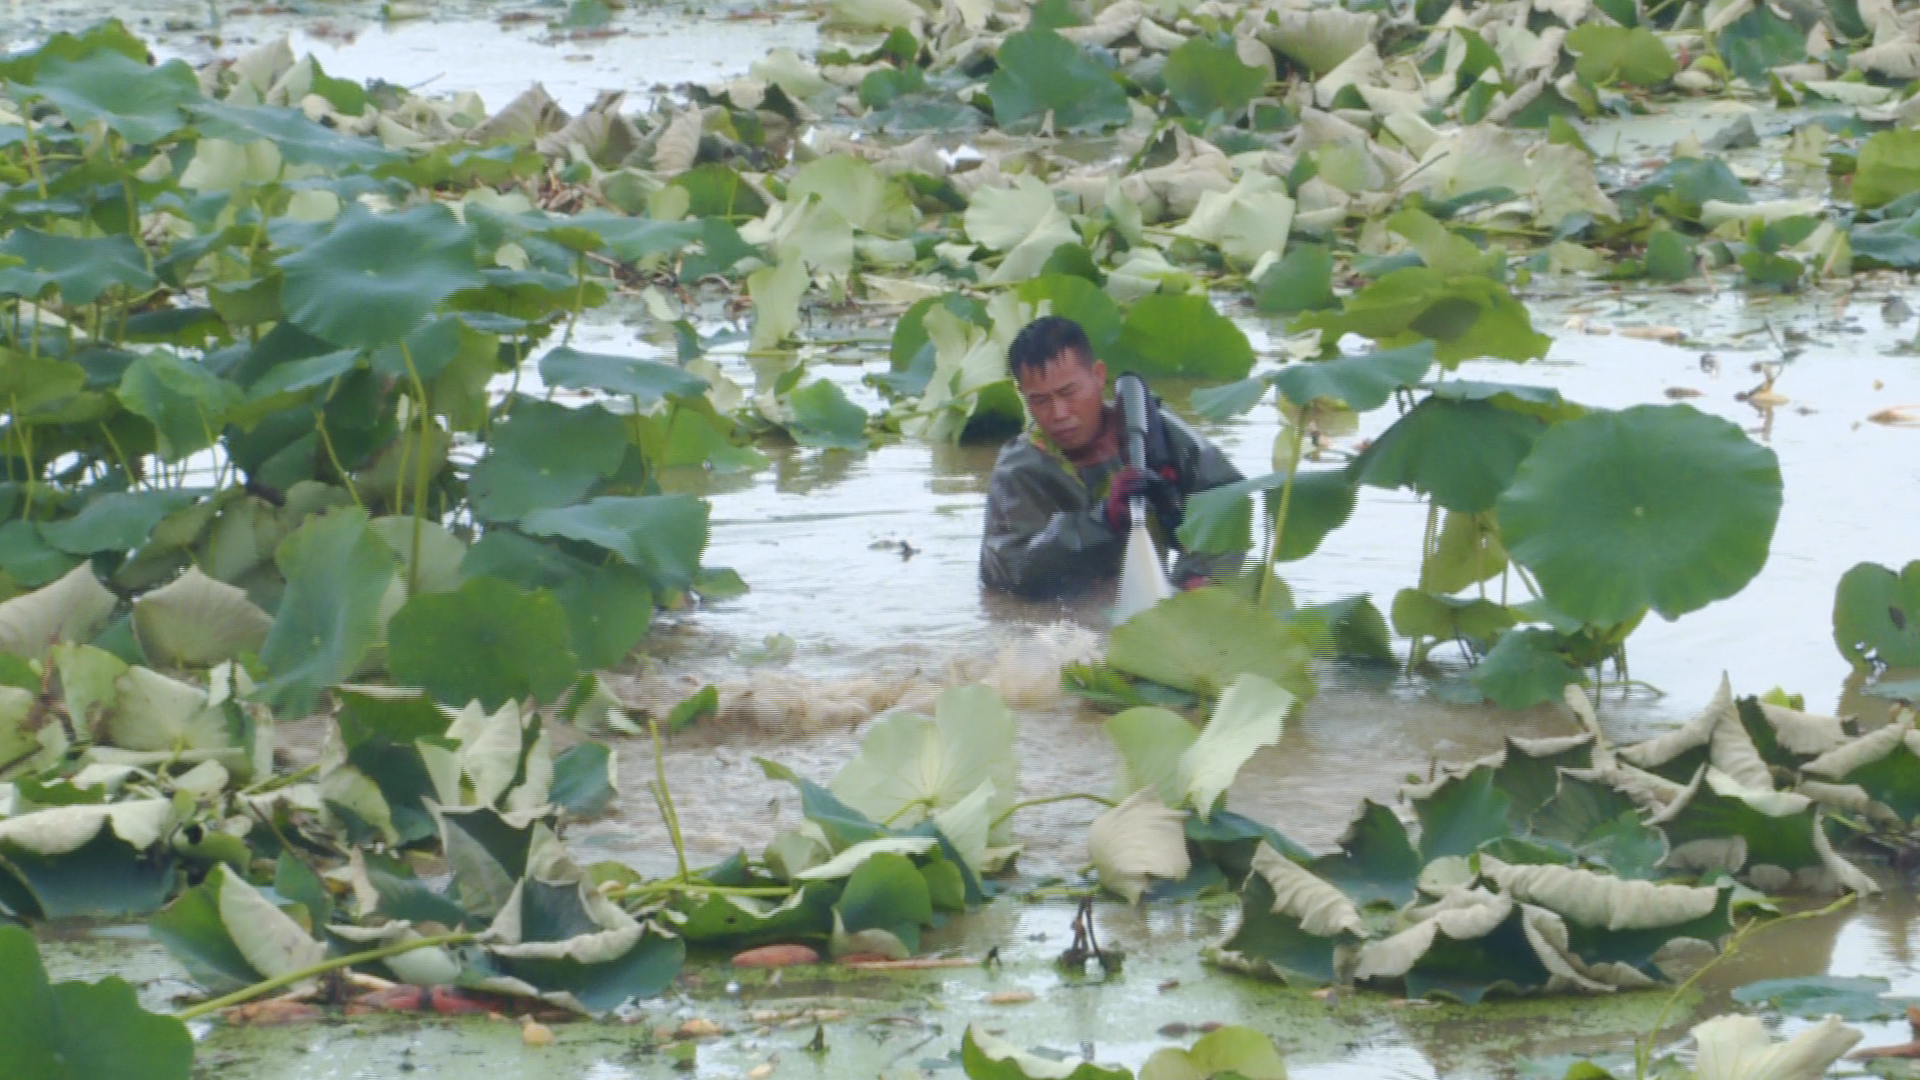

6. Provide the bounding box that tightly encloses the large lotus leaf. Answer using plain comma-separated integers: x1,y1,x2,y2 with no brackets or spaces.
1496,404,1781,627
1472,628,1585,709
461,532,652,671
1218,843,1361,984
1178,468,1357,561
0,924,192,1080
38,490,203,557
1309,800,1421,908
255,507,396,714
0,562,116,658
1108,294,1255,380
130,568,271,670
0,230,156,305
537,346,706,405
1412,765,1512,862
782,379,871,450
1164,34,1266,120
1180,673,1290,820
830,683,1017,830
1109,587,1314,701
1650,768,1827,873
519,495,708,596
786,153,919,236
386,576,578,709
187,101,398,169
118,351,243,462
1832,560,1920,670
18,47,201,143
1731,975,1919,1022
277,203,483,349
1565,25,1675,87
0,519,75,588
1016,275,1122,355
366,516,467,598
469,399,628,523
1354,397,1544,514
1295,268,1550,366
986,26,1130,133
1479,856,1730,973
1689,1014,1859,1080
760,758,891,852
1088,789,1191,903
1174,172,1295,267
1855,131,1920,212
962,1025,1132,1080
1274,342,1433,413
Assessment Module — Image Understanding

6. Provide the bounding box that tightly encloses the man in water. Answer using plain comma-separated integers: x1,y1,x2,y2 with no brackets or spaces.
979,315,1245,598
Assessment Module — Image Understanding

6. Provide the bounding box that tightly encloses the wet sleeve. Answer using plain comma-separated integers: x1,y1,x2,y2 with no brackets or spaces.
980,462,1123,597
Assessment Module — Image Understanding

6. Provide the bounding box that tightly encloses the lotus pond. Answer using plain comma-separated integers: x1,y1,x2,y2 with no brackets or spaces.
4,0,1920,1078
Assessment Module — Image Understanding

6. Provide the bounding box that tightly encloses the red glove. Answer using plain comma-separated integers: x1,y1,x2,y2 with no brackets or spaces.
1099,466,1178,532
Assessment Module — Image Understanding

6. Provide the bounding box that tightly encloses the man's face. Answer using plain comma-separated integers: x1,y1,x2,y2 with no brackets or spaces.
1017,350,1108,455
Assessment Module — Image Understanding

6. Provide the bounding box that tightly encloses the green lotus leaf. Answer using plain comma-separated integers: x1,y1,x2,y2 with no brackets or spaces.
1412,765,1512,862
1109,587,1315,702
0,924,192,1080
538,345,708,405
0,230,156,305
558,211,703,262
187,101,399,169
0,801,177,917
882,293,989,398
1164,33,1266,120
18,47,202,143
986,26,1130,134
1309,800,1421,908
38,490,204,557
0,562,116,658
276,203,484,349
439,804,536,917
1255,242,1338,316
241,348,360,406
1650,769,1830,877
255,507,396,714
1354,397,1545,514
468,398,628,523
550,742,616,819
0,353,87,415
832,851,933,954
461,531,653,671
1731,975,1918,1022
676,883,835,945
1015,274,1121,354
669,164,768,220
962,1024,1132,1080
657,399,769,473
1472,628,1586,709
1715,4,1805,86
1564,25,1676,87
1108,294,1255,380
1833,560,1920,670
1422,380,1583,424
1139,1025,1289,1080
1353,893,1556,1003
1526,773,1668,880
0,519,75,587
117,350,242,462
1803,721,1920,823
1189,376,1269,422
1496,404,1782,626
1273,342,1434,413
386,575,579,709
519,495,708,596
365,516,467,598
1106,705,1197,807
1390,589,1517,646
1295,267,1550,366
130,567,272,668
783,378,870,449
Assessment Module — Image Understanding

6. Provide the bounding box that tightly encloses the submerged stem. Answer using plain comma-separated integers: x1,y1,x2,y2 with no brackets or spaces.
174,932,478,1021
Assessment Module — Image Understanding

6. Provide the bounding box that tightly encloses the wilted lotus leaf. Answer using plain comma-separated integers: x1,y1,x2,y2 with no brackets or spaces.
1802,717,1920,824
1617,674,1772,790
131,567,273,668
1688,1014,1859,1080
829,683,1017,833
1179,673,1291,820
1088,789,1191,903
0,563,116,658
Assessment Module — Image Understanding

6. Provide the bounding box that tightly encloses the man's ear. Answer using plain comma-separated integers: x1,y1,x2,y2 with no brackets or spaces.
1090,358,1108,387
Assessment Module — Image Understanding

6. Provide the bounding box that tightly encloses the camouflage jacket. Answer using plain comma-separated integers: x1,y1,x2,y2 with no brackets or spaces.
979,409,1244,598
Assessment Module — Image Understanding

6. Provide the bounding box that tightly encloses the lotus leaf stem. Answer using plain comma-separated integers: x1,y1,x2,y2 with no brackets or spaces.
608,881,794,900
402,344,432,595
991,791,1116,829
174,931,478,1021
315,405,363,510
649,717,691,884
1261,419,1308,609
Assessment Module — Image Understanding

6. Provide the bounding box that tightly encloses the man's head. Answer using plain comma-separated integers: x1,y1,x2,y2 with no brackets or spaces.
1007,316,1108,455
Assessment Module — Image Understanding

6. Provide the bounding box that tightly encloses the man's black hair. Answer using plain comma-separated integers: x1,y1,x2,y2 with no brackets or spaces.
1006,315,1093,382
